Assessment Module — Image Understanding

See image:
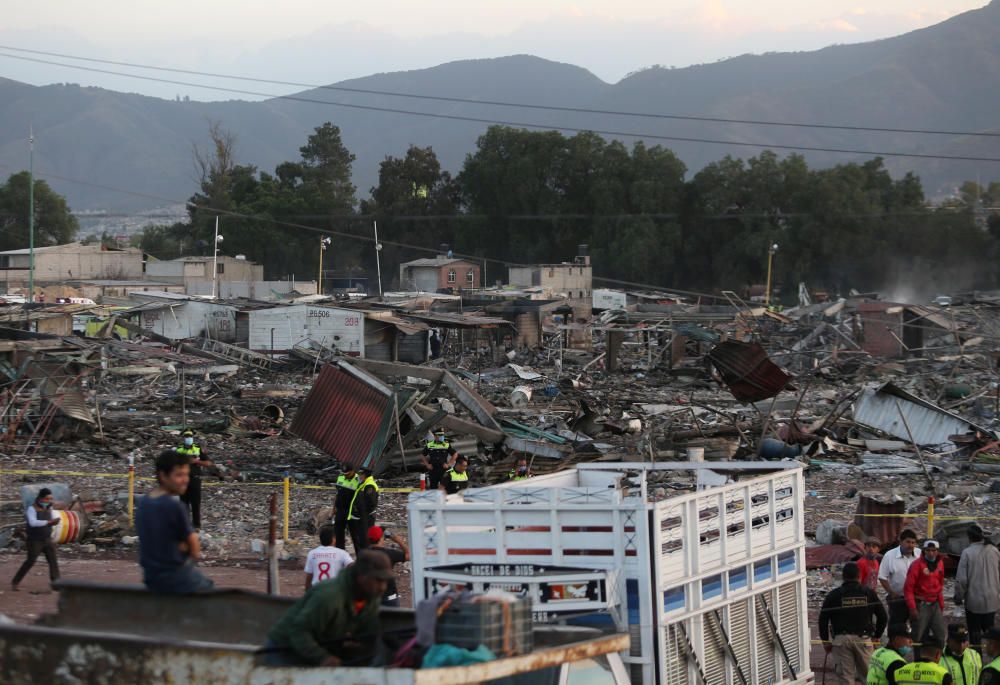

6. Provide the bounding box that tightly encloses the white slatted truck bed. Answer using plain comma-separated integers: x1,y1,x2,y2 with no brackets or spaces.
408,461,814,685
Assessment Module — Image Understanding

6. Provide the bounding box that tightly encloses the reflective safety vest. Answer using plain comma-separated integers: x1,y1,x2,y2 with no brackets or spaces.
443,468,469,494
426,440,450,450
942,648,982,685
867,647,906,685
985,655,1000,674
892,661,948,685
175,444,203,475
336,474,360,491
508,470,531,481
348,476,379,520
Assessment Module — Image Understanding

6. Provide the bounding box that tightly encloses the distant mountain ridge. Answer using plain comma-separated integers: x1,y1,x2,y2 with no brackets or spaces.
2,2,1000,210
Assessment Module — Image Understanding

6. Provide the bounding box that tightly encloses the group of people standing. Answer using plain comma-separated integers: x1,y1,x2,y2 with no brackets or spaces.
820,525,1000,684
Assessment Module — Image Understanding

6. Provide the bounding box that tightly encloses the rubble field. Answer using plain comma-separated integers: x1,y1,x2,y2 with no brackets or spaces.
4,291,1000,678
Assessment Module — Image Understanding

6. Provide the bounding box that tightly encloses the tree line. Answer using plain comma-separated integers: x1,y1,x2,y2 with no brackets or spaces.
3,121,997,300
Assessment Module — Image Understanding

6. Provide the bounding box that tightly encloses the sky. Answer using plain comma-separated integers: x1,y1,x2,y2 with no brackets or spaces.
0,0,988,100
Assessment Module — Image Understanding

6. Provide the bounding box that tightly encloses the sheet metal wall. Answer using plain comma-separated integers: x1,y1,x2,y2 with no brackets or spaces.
289,364,392,469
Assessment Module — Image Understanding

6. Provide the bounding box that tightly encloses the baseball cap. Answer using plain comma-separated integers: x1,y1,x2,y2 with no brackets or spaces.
922,636,944,651
182,429,194,437
865,537,881,546
948,624,970,641
357,550,394,580
923,539,939,549
368,525,385,544
888,624,912,639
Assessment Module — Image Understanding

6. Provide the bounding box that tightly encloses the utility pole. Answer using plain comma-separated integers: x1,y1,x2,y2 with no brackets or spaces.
373,221,383,297
28,126,34,304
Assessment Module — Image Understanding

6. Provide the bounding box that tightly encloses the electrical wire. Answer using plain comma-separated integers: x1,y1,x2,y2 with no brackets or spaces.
2,43,999,139
2,50,1000,164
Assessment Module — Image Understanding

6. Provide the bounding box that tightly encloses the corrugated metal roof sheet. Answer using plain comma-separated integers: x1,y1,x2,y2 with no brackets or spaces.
290,362,399,471
853,382,991,446
853,495,908,546
708,340,794,403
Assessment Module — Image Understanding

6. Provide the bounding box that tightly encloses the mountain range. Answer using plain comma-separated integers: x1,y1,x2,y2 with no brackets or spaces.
2,0,1000,210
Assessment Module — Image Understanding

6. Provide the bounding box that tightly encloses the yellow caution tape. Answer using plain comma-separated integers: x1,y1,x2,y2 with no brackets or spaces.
2,468,418,493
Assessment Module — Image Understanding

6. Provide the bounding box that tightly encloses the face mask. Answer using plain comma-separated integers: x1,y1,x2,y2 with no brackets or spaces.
40,501,52,509
866,552,877,559
184,437,194,447
517,467,528,474
897,646,912,657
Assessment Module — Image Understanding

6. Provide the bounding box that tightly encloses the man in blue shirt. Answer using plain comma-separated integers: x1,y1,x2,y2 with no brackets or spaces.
136,450,213,594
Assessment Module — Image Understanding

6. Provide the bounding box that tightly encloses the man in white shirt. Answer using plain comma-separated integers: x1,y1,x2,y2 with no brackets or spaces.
878,528,922,626
303,525,352,591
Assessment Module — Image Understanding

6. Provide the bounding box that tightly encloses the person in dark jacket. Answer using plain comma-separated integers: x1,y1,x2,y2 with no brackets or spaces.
819,561,888,685
265,550,393,667
11,488,60,590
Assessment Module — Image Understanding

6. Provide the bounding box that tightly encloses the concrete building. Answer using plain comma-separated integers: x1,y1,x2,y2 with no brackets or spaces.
398,257,481,292
507,255,592,300
145,255,265,294
63,280,185,301
0,243,145,296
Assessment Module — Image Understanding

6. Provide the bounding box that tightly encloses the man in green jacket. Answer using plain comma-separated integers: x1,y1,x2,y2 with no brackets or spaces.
264,551,393,667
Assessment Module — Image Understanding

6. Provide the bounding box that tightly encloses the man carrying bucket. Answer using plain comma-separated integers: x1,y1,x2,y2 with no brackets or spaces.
11,488,61,591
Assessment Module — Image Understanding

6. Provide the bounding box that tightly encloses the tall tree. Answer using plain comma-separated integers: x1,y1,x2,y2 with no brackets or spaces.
0,172,79,251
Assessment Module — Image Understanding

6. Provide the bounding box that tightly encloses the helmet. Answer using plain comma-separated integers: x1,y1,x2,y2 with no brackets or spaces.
182,429,195,437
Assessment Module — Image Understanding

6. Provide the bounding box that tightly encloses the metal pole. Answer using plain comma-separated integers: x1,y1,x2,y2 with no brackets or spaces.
181,368,187,428
283,475,290,542
317,238,324,295
373,221,383,297
127,452,136,528
764,250,774,307
211,216,219,299
267,492,280,594
28,126,34,304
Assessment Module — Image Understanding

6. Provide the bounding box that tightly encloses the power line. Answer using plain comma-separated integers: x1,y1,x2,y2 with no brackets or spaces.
3,51,1000,164
1,43,998,140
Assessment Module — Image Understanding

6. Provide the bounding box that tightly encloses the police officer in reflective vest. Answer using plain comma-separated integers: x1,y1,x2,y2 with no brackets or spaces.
175,429,212,529
867,624,912,685
942,624,981,685
891,637,952,685
440,456,470,495
332,465,359,550
421,429,457,490
508,457,532,481
346,469,379,552
980,627,1000,685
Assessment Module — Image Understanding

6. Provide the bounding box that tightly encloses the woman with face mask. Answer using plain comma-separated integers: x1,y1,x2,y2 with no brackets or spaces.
11,487,61,591
175,429,213,530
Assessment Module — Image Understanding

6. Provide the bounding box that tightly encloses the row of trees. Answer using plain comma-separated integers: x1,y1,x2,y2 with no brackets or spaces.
3,120,996,299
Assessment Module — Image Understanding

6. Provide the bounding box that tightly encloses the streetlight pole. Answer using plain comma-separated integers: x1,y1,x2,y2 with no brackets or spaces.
211,216,223,299
27,126,34,304
318,236,331,295
764,243,779,307
373,221,383,297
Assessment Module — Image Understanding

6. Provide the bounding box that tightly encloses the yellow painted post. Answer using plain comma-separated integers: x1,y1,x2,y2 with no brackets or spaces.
283,476,290,542
927,496,935,539
127,453,136,527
